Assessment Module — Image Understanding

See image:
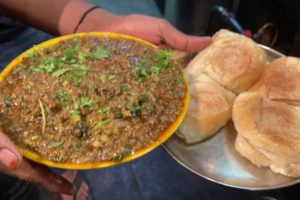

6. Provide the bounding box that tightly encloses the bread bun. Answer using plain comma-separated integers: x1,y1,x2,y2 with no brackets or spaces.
233,57,300,177
186,29,267,94
235,134,300,177
178,29,267,143
178,74,236,143
250,57,300,105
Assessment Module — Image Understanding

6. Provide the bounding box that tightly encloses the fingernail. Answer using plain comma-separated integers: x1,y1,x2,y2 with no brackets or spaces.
0,148,18,169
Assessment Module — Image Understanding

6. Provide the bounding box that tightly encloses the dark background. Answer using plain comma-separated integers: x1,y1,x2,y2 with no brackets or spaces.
162,0,300,56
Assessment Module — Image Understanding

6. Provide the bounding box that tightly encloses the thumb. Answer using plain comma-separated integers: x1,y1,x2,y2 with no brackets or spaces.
0,131,73,195
0,131,22,169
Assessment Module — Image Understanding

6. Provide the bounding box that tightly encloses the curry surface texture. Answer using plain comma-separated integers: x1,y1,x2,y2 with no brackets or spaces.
0,36,186,164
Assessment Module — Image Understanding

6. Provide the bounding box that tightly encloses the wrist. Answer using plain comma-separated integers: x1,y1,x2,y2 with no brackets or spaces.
58,0,94,35
75,7,122,33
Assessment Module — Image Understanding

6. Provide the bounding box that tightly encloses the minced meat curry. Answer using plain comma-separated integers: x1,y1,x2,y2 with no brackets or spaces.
0,35,187,164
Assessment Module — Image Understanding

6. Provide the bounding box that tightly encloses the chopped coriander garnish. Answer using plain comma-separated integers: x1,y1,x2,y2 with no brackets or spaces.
70,109,81,122
56,91,68,101
135,57,150,79
43,56,64,70
38,100,46,134
73,97,94,110
127,102,142,118
79,97,94,108
69,68,90,86
3,98,12,107
123,143,133,155
93,48,111,59
135,50,171,79
28,49,93,83
62,47,77,63
136,67,148,78
97,106,110,114
149,65,160,75
93,118,111,130
113,144,133,161
29,56,68,78
12,67,23,74
78,50,89,62
108,75,116,80
70,64,87,68
120,85,129,94
138,95,148,105
28,66,45,73
70,109,80,115
52,68,69,77
156,50,171,69
0,95,12,108
51,141,63,148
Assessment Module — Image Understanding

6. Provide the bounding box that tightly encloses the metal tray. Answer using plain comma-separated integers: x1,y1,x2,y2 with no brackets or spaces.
163,45,300,190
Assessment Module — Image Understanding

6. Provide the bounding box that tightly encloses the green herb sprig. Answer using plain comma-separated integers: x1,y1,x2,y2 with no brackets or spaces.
135,50,171,79
93,118,111,130
127,102,142,118
38,100,46,134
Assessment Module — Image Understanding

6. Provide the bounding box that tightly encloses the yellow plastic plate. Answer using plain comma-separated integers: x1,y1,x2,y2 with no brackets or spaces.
0,32,189,169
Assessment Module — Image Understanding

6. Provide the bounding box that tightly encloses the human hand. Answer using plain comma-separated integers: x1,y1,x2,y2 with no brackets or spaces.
83,14,211,52
0,0,211,52
78,13,211,52
59,1,211,52
0,131,73,195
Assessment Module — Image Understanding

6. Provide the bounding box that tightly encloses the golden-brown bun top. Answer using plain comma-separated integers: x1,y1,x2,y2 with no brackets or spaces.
186,29,267,94
250,57,300,105
232,92,300,160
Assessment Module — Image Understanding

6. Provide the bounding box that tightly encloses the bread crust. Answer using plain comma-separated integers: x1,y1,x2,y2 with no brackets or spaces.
233,57,300,177
178,29,267,143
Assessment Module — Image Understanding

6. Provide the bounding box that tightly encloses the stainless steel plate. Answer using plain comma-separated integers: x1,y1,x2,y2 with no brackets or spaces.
163,45,300,190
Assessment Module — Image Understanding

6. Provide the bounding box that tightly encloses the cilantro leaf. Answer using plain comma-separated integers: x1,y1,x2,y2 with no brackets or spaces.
51,141,64,148
156,50,171,69
56,91,68,101
79,97,94,108
93,118,111,130
138,95,148,105
127,102,142,118
93,48,111,59
97,106,110,114
52,68,69,77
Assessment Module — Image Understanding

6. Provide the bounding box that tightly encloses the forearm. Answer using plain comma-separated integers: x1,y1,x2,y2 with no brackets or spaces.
59,1,121,35
0,0,211,51
0,0,113,35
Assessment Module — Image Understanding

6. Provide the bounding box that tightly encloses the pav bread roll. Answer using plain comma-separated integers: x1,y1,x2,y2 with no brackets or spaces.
250,57,300,105
186,29,267,93
233,91,300,177
235,134,300,177
177,74,236,143
178,29,267,143
233,57,300,177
